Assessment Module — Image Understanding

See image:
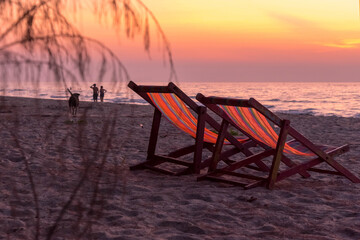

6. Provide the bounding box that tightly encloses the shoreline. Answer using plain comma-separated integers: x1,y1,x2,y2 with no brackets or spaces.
1,96,360,239
2,95,359,119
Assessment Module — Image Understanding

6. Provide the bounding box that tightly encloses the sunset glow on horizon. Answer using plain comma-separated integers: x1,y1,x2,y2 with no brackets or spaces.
77,0,360,82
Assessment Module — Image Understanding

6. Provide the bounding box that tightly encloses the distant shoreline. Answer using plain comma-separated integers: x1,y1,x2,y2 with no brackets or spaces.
2,81,360,118
0,95,145,106
1,95,359,120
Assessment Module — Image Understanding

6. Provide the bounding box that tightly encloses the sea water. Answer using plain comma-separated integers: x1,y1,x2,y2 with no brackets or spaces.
2,81,360,118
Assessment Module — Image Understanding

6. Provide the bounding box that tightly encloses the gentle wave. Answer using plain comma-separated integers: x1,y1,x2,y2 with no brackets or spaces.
282,100,313,103
50,95,67,99
13,89,26,91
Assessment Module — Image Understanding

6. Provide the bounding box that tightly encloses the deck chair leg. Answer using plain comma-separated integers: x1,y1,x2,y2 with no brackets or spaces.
129,161,150,170
267,120,290,189
240,147,269,172
198,149,275,182
168,145,195,158
254,159,270,172
129,158,165,171
281,155,311,178
193,106,207,174
130,108,162,171
208,119,229,172
147,108,162,159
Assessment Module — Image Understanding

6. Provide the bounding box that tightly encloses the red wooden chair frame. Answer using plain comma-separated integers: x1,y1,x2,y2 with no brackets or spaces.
196,94,360,189
128,81,259,175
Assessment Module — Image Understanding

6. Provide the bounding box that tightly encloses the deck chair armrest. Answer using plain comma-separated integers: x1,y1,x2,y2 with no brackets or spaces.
128,81,173,93
128,81,138,91
196,93,251,107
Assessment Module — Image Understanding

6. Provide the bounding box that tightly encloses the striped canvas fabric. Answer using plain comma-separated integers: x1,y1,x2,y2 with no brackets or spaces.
147,93,248,144
218,105,325,156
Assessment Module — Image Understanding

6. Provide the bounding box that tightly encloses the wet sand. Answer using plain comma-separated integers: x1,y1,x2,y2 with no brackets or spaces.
1,96,360,239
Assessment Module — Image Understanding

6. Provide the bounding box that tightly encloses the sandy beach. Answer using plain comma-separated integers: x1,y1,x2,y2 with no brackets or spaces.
1,96,360,240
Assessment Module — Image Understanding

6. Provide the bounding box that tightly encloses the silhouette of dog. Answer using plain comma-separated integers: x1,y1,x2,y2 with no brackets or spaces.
67,88,80,116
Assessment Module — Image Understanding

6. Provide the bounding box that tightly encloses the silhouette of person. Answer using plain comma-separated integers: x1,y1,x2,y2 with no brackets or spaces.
90,84,99,102
100,86,107,102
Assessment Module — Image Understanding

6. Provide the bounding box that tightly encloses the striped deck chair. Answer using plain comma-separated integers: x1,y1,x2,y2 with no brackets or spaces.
196,94,360,189
128,81,261,175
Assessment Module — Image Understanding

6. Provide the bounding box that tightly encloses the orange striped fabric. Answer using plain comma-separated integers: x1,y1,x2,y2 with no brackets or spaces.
147,93,248,144
219,105,317,156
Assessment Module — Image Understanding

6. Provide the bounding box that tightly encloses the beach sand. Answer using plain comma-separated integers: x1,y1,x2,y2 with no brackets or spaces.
1,96,360,239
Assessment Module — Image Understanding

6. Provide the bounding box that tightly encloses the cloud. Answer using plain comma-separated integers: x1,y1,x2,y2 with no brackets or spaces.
266,12,319,30
322,39,360,49
266,12,360,49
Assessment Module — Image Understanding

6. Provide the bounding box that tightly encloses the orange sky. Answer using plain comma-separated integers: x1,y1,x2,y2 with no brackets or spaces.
78,0,360,82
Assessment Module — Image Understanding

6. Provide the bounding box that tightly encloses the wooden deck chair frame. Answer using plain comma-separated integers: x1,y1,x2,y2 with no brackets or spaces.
196,94,360,189
128,81,260,175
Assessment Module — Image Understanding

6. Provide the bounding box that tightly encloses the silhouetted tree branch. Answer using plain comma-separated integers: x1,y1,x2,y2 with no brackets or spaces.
0,1,176,239
0,0,177,87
